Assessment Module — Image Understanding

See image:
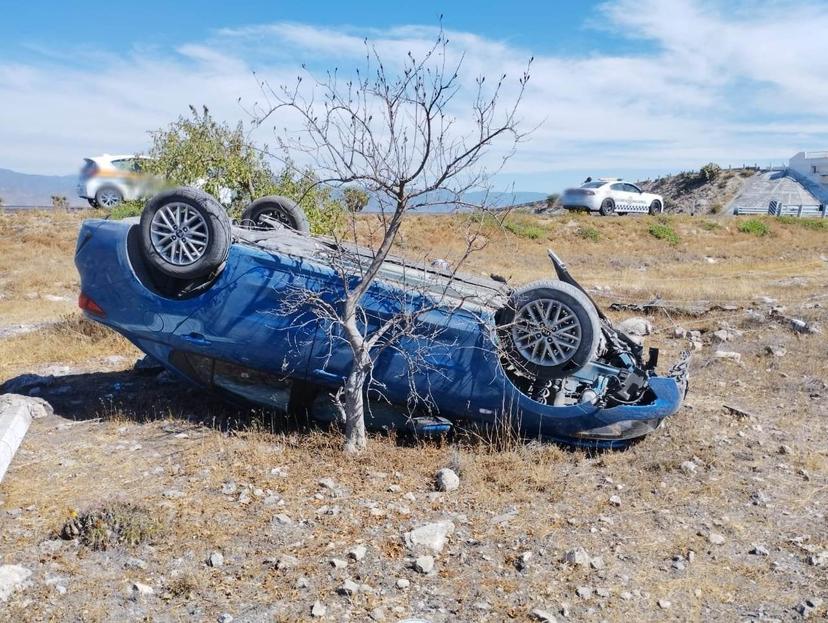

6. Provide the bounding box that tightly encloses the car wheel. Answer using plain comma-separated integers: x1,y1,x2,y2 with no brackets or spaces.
241,196,310,234
649,200,662,215
139,187,231,280
497,280,601,379
95,186,123,209
599,198,615,216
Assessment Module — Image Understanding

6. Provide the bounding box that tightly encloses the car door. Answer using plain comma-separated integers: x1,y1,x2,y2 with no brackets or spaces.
624,183,647,211
609,183,629,211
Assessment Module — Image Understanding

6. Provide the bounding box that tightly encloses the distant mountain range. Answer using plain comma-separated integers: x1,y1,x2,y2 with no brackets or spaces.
0,168,81,207
0,166,549,212
363,190,549,212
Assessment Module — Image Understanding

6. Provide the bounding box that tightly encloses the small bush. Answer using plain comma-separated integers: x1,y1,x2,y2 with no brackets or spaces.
700,162,721,181
777,216,828,231
61,502,160,550
737,218,770,236
108,200,144,220
576,225,600,241
504,217,545,240
709,202,722,214
701,220,721,231
648,222,680,244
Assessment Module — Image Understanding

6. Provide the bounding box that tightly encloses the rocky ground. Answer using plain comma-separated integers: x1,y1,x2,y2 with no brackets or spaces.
0,210,826,622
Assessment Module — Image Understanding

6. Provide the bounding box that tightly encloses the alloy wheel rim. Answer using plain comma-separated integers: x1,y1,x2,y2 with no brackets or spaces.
99,190,121,207
511,298,582,366
150,202,209,266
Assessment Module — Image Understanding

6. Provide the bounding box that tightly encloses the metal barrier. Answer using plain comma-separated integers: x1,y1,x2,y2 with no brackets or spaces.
734,205,768,215
768,200,826,217
735,201,826,217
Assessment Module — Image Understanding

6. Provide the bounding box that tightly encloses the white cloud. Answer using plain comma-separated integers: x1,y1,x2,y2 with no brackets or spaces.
1,0,827,190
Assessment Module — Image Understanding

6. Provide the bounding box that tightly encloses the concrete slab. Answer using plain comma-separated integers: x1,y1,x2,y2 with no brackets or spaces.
728,171,820,214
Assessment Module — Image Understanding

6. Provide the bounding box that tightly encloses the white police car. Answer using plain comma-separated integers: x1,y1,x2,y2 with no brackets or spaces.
561,178,664,216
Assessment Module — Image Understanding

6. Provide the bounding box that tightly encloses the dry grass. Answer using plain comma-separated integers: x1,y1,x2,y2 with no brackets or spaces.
0,208,826,621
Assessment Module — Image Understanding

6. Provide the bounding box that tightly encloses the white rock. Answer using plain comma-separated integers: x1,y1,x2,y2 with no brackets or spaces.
563,548,590,567
330,558,348,569
348,545,367,562
311,601,326,617
0,565,31,602
617,317,653,337
658,599,672,609
609,495,622,506
396,578,410,589
131,582,154,598
404,520,455,553
208,552,224,567
680,460,697,474
0,394,53,420
435,468,460,492
576,586,592,599
713,350,742,363
414,555,434,574
338,579,360,596
708,532,726,545
530,609,557,623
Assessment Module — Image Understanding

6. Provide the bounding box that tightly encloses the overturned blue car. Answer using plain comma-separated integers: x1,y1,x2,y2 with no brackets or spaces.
74,187,688,447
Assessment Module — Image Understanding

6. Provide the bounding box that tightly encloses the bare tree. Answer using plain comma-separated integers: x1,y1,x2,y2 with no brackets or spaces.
252,29,531,452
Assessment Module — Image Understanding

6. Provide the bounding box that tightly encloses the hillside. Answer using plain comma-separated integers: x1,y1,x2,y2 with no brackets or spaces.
0,168,80,207
638,167,756,214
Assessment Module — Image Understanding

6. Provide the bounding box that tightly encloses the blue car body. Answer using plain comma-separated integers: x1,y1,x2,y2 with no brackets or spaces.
74,217,684,447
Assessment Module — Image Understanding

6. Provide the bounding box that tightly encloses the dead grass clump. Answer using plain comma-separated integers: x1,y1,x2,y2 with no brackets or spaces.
60,502,160,550
165,573,200,599
51,313,113,341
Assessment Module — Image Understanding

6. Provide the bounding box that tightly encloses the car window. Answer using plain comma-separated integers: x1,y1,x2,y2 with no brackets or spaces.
112,159,136,172
610,183,625,191
581,182,605,189
624,183,641,193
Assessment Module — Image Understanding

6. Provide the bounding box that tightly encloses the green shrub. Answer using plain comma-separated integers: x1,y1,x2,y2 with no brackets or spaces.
777,216,828,231
576,225,600,241
108,200,144,220
701,220,721,231
737,218,770,236
648,222,680,244
504,217,545,239
700,162,721,181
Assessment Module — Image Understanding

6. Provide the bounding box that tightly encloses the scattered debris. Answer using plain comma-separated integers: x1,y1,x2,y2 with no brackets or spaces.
617,317,653,337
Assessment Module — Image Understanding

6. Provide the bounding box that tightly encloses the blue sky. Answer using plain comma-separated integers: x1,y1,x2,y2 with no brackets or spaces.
2,0,827,192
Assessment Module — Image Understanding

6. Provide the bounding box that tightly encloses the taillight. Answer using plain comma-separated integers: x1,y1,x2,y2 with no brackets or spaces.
78,292,105,317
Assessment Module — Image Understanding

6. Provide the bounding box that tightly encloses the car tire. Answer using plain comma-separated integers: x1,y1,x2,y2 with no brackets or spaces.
497,280,601,379
599,198,615,216
649,200,662,215
139,187,231,280
95,186,123,209
241,196,310,234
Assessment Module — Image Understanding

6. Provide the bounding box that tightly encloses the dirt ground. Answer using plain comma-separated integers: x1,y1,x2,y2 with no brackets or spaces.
0,209,826,622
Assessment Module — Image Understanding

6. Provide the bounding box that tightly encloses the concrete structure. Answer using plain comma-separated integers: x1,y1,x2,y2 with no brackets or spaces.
790,151,828,185
788,151,828,203
0,394,51,483
727,170,820,214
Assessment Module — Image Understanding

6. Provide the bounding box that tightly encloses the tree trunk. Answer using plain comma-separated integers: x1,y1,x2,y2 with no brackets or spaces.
342,359,369,453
